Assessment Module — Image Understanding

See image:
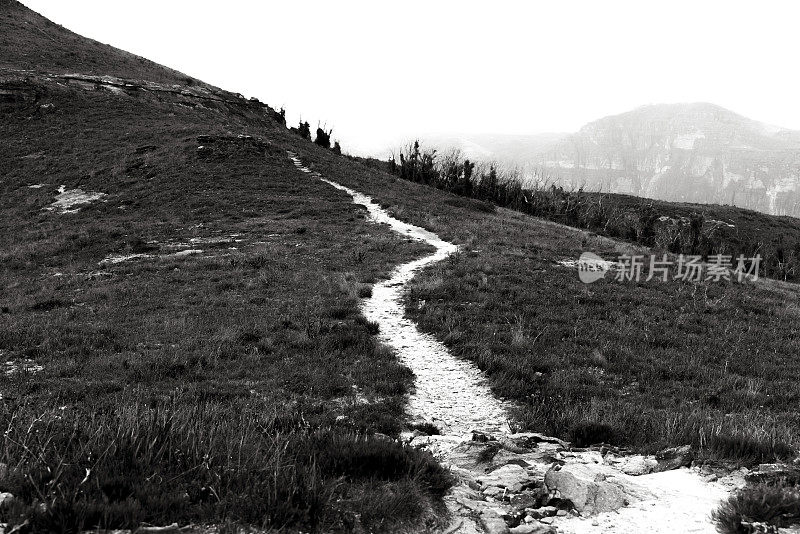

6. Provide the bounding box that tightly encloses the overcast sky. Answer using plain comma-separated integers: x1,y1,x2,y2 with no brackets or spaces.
20,0,800,155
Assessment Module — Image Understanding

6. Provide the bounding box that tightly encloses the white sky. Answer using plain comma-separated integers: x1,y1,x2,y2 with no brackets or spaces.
20,0,800,156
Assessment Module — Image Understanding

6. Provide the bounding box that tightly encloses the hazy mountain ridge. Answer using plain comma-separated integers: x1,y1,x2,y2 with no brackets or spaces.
537,103,800,216
411,132,565,164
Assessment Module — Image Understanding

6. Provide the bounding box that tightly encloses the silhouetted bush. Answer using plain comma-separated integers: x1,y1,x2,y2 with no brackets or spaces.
297,120,311,140
315,126,331,149
397,141,439,185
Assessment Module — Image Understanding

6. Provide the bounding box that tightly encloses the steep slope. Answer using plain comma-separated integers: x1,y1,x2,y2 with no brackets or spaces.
0,2,452,532
5,2,800,534
0,0,202,84
538,103,800,216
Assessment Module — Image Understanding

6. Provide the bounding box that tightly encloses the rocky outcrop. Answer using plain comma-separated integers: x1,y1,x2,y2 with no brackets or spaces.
536,103,800,217
543,463,655,515
0,69,285,123
410,430,661,532
0,80,40,110
654,444,694,472
429,432,571,532
402,427,749,533
606,454,659,476
478,464,538,493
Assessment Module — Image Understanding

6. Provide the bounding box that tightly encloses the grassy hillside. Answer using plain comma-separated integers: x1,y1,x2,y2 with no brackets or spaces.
585,192,800,262
359,147,800,281
4,1,800,532
299,148,800,465
0,2,450,532
338,149,800,461
0,0,200,85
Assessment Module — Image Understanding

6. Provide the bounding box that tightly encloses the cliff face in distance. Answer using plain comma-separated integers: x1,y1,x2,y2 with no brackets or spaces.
537,103,800,217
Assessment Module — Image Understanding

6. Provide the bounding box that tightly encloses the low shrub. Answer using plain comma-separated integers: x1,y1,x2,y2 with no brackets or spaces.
314,127,332,149
713,484,800,534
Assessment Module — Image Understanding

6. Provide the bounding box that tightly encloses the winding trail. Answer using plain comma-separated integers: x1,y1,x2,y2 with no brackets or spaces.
288,152,510,435
288,152,740,534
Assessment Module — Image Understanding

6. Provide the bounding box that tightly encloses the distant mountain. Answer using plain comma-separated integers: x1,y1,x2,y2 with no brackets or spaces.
373,132,564,166
535,103,800,217
416,133,565,164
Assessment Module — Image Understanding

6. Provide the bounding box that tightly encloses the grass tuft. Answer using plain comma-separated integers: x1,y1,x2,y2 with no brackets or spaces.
713,484,800,534
0,405,451,532
708,434,796,466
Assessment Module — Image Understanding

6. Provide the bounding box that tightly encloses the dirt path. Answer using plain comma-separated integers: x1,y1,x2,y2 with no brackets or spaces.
288,153,739,534
288,152,511,435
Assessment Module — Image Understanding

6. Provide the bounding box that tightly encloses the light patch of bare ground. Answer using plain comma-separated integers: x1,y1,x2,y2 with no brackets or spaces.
48,185,106,213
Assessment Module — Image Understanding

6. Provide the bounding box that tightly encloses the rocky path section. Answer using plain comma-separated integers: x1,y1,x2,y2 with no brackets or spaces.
406,435,746,534
287,153,740,534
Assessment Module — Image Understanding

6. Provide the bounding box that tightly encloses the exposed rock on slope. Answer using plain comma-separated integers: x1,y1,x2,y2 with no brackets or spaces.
408,431,745,534
537,103,800,216
543,463,654,515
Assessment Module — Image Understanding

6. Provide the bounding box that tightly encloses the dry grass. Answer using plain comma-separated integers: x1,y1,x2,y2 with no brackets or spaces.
0,66,447,531
5,3,800,530
714,484,800,534
301,140,800,465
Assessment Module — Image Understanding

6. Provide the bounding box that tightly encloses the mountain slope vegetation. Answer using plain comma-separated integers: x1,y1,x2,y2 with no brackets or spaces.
3,1,800,533
0,0,200,84
303,147,800,465
1,2,449,532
